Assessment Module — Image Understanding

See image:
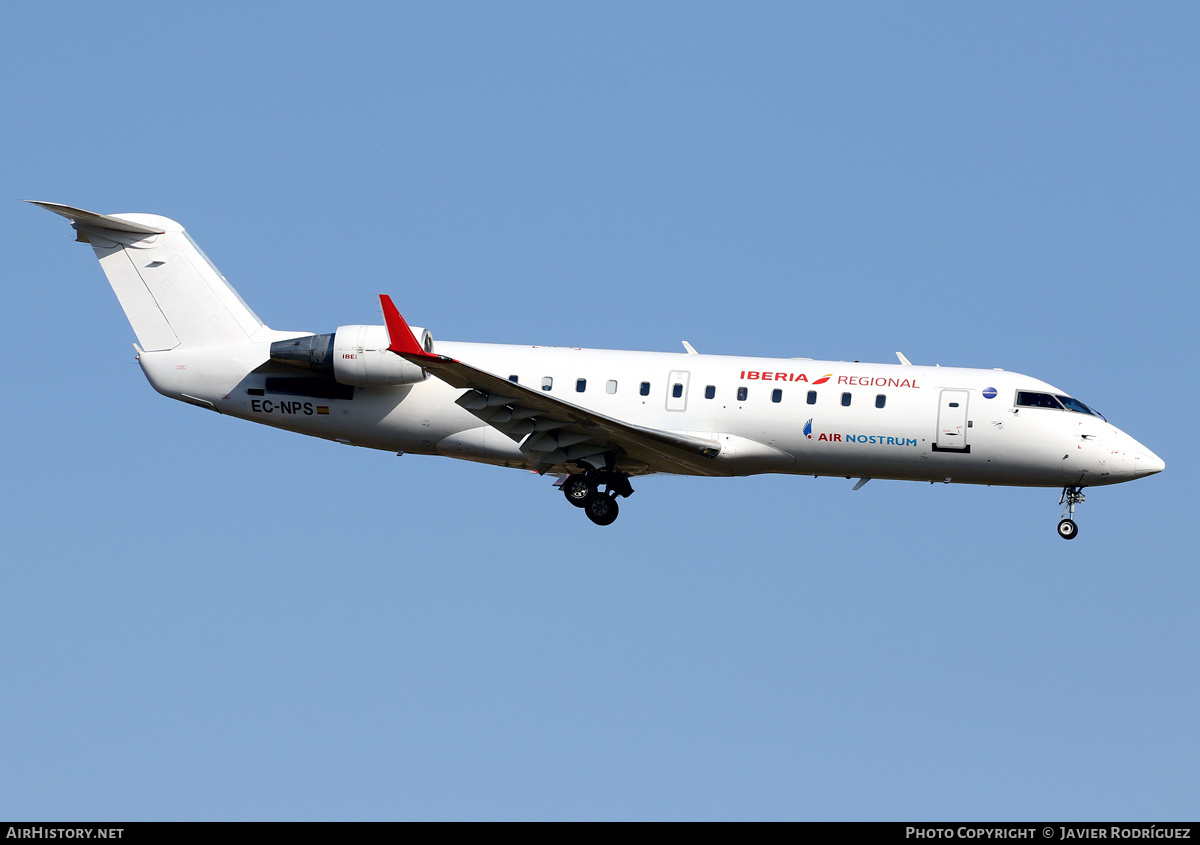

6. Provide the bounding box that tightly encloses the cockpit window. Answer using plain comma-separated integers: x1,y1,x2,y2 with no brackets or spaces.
1056,395,1105,420
1016,391,1064,410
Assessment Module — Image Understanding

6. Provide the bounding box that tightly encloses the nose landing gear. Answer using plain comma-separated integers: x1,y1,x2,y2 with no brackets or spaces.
1057,486,1085,540
560,470,633,526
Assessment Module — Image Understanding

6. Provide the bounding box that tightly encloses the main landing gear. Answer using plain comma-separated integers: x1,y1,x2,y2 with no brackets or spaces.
1057,486,1086,540
561,470,634,526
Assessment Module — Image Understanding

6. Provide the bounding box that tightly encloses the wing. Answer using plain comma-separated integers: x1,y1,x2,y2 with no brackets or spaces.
379,295,730,477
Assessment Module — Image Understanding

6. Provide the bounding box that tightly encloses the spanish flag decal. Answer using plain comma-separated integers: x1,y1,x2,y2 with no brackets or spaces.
317,406,330,415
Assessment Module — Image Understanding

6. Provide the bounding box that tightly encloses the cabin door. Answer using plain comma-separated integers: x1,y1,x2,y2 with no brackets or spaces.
666,371,690,412
936,389,970,451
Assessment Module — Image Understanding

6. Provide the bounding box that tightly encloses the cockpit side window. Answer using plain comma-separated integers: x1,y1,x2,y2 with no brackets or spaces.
1016,391,1065,410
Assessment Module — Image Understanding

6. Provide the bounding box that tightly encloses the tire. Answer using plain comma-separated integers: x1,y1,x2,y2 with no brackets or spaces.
1057,518,1078,540
585,494,619,526
562,475,592,508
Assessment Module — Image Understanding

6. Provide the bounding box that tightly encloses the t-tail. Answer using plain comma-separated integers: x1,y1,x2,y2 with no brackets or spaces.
30,201,271,349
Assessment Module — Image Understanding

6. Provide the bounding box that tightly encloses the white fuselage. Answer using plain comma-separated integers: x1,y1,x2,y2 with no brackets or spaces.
137,339,1163,489
33,200,1164,535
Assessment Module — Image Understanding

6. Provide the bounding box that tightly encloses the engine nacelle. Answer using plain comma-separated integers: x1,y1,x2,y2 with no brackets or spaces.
269,324,433,387
332,324,432,387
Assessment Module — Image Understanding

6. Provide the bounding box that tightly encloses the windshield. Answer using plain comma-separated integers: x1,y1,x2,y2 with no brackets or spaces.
1015,391,1107,421
1056,395,1106,421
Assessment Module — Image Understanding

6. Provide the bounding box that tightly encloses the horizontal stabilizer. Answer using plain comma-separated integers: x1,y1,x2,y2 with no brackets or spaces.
26,201,165,235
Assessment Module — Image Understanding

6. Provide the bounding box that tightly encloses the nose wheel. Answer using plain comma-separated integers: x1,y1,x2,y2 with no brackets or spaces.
1057,486,1085,540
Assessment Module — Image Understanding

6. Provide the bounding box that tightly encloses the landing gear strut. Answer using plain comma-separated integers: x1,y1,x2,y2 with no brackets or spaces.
1058,486,1085,540
561,470,633,526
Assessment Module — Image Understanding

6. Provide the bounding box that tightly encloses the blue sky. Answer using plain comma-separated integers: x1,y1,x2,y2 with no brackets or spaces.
1,2,1196,820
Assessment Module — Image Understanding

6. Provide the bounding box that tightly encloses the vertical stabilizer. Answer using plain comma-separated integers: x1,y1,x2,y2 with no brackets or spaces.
31,201,267,350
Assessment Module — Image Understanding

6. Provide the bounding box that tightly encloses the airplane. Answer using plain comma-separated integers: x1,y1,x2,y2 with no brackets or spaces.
32,201,1165,538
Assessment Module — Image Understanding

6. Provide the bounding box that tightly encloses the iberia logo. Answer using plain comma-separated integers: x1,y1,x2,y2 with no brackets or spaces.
741,370,833,384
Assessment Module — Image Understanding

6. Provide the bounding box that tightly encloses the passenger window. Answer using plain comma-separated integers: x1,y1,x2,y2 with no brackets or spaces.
541,377,553,392
640,381,650,396
772,388,782,403
807,390,817,405
841,392,851,407
672,383,683,398
737,387,748,402
875,394,886,409
606,380,617,394
576,378,586,393
705,385,715,399
1016,391,1064,410
948,402,959,408
508,375,519,383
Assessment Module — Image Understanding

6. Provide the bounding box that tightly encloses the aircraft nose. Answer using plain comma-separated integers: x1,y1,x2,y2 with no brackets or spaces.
1135,448,1165,477
1105,431,1164,482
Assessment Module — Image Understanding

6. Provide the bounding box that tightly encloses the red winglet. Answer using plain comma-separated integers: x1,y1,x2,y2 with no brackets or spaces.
379,294,435,358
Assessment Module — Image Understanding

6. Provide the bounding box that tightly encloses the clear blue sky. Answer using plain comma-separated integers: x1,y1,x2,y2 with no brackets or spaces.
2,1,1195,820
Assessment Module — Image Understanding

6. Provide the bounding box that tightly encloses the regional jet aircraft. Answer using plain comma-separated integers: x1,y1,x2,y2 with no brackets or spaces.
33,202,1164,537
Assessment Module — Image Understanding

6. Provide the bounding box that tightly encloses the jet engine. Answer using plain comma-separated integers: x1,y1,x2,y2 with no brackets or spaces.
269,324,433,387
